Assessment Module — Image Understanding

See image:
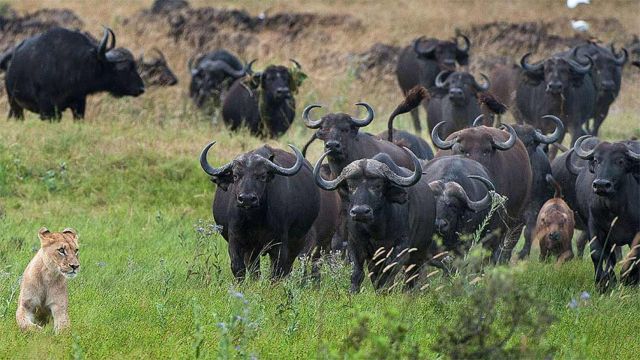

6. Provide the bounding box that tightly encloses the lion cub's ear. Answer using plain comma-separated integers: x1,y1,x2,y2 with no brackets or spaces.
62,228,79,246
38,227,53,247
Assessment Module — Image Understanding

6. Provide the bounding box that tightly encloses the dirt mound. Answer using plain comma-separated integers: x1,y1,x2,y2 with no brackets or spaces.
126,4,362,55
352,43,401,81
0,8,84,51
459,17,631,57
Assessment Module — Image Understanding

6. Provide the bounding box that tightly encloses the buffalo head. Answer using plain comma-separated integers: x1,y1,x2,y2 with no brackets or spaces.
303,102,375,162
573,136,640,196
428,175,494,236
511,115,565,149
520,53,592,94
189,54,246,107
432,120,518,159
413,34,470,70
200,142,304,209
434,70,489,105
314,150,421,224
97,27,145,97
138,48,178,87
246,59,306,104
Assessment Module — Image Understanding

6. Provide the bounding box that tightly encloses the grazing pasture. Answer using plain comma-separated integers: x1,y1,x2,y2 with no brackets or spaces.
0,0,639,358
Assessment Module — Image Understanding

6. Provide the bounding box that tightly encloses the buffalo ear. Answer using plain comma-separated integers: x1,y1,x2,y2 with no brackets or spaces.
289,68,307,94
211,170,234,191
455,50,469,66
386,185,408,204
523,70,544,86
248,73,262,89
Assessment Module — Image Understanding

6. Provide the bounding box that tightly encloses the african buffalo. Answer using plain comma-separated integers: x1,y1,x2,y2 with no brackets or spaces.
426,70,490,138
377,129,434,160
199,142,319,280
5,27,144,120
395,34,470,132
222,60,306,138
137,48,178,87
314,150,436,292
189,49,246,110
514,52,595,158
432,121,532,262
422,155,496,256
564,42,627,136
512,115,565,259
572,136,640,290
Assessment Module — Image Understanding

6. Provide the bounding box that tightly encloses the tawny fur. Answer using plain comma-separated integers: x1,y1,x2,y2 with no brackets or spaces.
535,175,575,263
16,227,80,334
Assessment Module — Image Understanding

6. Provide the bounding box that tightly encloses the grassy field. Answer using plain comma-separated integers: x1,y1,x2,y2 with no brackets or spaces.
1,0,640,359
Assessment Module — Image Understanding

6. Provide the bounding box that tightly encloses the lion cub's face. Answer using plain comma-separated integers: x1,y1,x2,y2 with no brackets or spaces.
39,228,80,279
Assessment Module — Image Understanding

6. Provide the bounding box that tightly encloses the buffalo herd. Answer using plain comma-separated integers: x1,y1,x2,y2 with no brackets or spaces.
1,17,638,293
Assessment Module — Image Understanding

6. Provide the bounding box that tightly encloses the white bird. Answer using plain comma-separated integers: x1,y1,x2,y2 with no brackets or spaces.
567,0,590,8
571,20,590,32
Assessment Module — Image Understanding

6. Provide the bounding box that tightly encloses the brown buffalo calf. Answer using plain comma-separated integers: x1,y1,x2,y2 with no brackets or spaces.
535,174,575,263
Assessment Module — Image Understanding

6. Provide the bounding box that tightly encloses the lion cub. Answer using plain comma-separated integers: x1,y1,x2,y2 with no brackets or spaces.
16,227,80,333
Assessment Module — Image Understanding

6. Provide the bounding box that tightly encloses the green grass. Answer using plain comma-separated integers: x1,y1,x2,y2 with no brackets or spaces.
0,99,638,359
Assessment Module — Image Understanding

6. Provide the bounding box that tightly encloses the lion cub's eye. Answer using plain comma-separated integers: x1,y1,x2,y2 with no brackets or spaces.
58,248,66,256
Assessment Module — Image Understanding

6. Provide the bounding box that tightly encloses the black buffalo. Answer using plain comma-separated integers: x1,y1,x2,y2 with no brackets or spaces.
432,121,532,262
189,49,246,110
222,60,306,138
314,150,436,292
377,129,434,160
5,27,144,120
514,52,595,158
199,142,320,280
137,48,178,87
426,70,490,138
564,42,627,136
572,137,640,290
395,35,470,132
512,115,565,259
422,156,496,257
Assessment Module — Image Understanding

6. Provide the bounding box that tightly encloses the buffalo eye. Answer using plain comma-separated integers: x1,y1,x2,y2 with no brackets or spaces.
58,247,66,256
257,173,269,182
616,158,625,166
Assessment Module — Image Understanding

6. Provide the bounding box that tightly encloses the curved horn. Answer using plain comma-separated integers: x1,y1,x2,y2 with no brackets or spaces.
263,145,304,176
474,73,490,91
565,149,584,175
533,115,565,144
456,34,470,52
313,151,343,190
567,55,592,74
625,144,640,161
435,70,450,88
574,135,596,160
491,123,517,150
97,27,109,60
107,27,116,50
199,141,233,177
381,148,422,187
289,58,302,69
203,59,246,78
413,36,436,56
472,114,485,127
302,104,323,129
520,53,543,72
465,175,495,212
610,44,628,66
349,102,375,127
244,59,257,75
150,47,166,62
431,121,457,150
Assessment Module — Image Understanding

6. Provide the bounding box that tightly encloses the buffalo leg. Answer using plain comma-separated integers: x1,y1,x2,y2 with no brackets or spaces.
410,107,422,133
349,247,366,293
70,98,86,120
270,242,294,280
8,96,24,120
38,99,61,121
244,249,261,280
589,220,616,291
576,231,589,258
228,241,247,280
518,212,536,259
